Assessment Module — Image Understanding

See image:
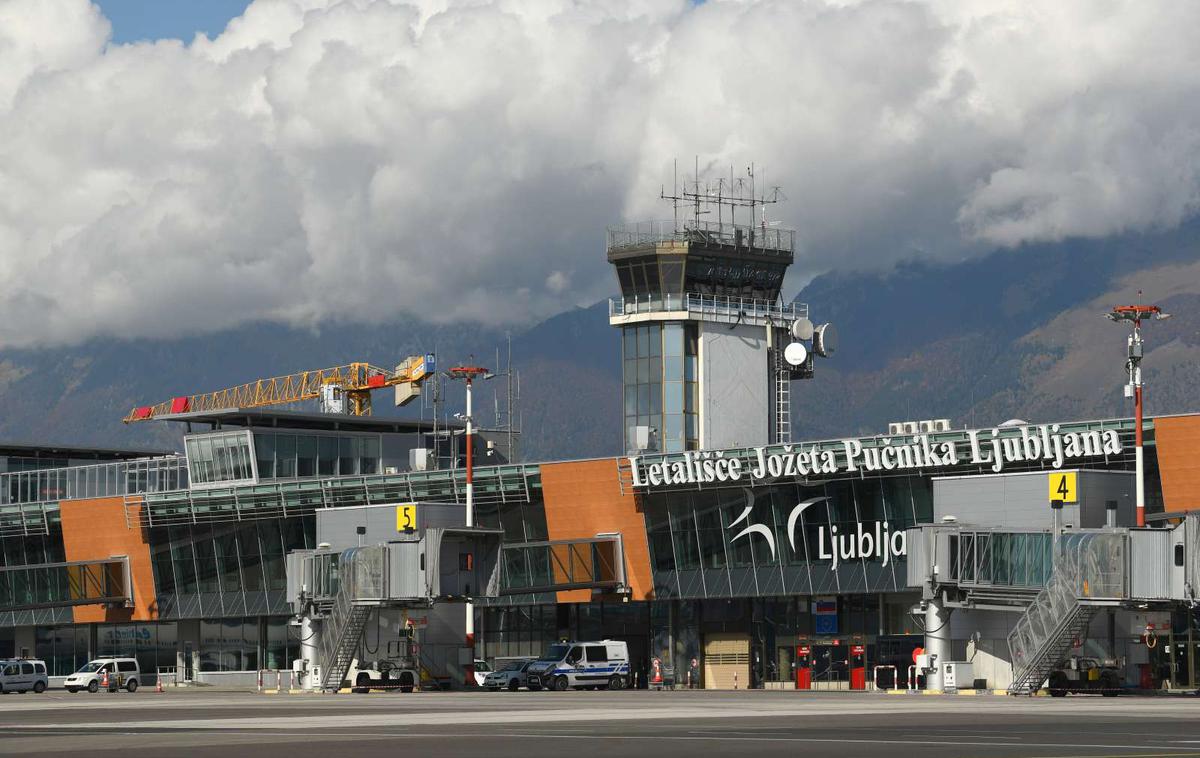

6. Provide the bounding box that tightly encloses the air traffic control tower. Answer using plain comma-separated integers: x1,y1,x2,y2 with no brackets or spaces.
608,173,835,454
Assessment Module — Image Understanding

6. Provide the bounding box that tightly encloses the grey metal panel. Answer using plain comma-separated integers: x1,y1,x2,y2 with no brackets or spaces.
934,470,1134,531
422,527,443,597
1078,471,1136,528
699,322,769,450
905,527,927,588
387,542,423,599
1170,523,1187,600
1129,530,1171,600
1187,516,1200,601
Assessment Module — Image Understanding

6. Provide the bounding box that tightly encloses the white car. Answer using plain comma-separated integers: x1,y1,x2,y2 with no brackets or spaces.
64,658,140,693
483,659,535,692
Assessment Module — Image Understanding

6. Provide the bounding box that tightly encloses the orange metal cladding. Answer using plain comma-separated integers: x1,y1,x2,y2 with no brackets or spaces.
123,361,419,423
60,497,157,623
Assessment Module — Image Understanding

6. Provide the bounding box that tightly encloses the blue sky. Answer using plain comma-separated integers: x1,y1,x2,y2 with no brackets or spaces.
94,0,252,43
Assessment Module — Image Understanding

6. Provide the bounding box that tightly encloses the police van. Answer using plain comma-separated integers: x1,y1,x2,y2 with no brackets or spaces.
525,640,629,691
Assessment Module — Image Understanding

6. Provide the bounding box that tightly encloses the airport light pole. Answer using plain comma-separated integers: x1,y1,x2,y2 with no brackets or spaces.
447,365,491,686
1106,303,1170,527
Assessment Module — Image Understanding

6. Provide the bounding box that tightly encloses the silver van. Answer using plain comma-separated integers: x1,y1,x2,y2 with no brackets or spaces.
0,659,49,694
64,658,140,693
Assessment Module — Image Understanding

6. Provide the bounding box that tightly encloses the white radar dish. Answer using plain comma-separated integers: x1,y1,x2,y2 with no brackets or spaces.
813,323,838,358
783,342,809,366
790,317,814,341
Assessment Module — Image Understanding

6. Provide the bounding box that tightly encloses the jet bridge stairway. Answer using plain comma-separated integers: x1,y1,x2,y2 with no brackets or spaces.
1007,532,1128,696
1006,573,1100,695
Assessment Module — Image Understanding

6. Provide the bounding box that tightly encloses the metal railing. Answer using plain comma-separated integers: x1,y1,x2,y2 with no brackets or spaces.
0,456,186,506
609,293,808,323
607,220,795,256
125,463,538,528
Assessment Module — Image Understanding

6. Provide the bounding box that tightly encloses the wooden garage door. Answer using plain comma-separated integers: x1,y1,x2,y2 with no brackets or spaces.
703,633,750,690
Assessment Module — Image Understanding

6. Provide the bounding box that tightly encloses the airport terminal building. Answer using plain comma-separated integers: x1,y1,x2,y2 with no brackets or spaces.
2,215,1198,693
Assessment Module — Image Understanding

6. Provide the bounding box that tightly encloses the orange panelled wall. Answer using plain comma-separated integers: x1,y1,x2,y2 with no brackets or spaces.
59,497,157,623
538,458,654,603
1154,415,1200,514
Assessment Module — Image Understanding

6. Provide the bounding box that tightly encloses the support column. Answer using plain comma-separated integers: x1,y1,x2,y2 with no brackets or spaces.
924,597,951,690
300,615,320,691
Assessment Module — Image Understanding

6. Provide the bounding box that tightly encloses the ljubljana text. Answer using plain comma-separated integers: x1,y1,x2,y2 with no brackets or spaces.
628,424,1123,488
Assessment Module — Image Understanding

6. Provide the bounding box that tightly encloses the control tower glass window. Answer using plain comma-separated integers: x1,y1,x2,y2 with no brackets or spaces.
623,323,698,454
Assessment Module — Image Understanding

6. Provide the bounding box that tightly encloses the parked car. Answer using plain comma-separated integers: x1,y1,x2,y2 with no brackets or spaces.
0,659,48,694
483,658,535,691
64,658,140,693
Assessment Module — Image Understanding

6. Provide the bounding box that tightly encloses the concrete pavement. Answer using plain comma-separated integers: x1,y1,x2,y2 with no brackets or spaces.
1,689,1198,757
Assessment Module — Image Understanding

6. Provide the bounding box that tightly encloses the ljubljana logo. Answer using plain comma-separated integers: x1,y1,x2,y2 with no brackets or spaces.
727,495,905,569
728,496,827,561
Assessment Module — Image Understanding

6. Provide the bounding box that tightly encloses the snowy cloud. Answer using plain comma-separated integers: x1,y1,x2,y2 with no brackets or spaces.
0,0,1198,347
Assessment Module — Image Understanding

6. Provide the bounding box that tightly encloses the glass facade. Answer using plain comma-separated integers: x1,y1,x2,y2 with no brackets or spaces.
643,476,930,598
34,624,89,676
623,323,698,454
251,432,380,479
148,518,315,618
185,431,257,488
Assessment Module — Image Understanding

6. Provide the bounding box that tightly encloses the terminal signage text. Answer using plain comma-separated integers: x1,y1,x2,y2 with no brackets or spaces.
628,423,1123,489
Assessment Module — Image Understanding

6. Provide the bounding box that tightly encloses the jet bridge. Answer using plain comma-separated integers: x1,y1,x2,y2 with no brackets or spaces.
906,514,1199,694
287,503,504,692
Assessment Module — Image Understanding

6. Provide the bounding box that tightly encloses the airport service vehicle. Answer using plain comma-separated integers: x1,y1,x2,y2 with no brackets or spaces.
482,658,535,691
525,640,630,692
472,658,491,687
1047,656,1122,696
344,658,417,693
64,658,140,693
0,659,48,694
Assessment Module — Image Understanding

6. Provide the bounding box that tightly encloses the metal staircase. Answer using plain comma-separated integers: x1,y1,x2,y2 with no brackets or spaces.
317,592,374,692
1007,570,1097,695
315,545,389,692
1007,533,1126,695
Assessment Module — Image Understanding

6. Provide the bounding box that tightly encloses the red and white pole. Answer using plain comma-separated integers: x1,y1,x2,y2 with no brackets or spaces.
1135,374,1145,527
464,374,475,686
448,365,489,688
1109,303,1168,528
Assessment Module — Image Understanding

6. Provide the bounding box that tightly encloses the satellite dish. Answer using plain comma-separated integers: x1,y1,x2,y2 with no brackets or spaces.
790,317,814,341
813,323,838,358
784,342,808,366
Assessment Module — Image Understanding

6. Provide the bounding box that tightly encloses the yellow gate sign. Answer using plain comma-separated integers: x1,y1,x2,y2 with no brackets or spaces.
396,503,418,532
1048,472,1077,504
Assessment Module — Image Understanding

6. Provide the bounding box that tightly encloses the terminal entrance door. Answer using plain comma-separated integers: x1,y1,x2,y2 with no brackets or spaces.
811,643,848,689
703,633,750,690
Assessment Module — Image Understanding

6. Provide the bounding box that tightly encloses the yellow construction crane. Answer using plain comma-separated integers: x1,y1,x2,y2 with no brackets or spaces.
124,354,435,423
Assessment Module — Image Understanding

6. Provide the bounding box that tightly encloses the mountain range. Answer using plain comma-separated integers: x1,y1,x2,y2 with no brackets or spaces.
4,223,1199,461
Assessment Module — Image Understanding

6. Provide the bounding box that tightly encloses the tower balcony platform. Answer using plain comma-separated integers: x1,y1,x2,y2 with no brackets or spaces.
608,292,807,327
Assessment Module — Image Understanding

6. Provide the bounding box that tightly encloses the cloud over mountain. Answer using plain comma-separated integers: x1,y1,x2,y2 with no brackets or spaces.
1,0,1198,348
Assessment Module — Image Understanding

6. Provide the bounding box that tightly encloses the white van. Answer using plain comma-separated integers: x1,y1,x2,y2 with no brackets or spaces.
525,640,629,691
64,658,140,693
0,659,48,694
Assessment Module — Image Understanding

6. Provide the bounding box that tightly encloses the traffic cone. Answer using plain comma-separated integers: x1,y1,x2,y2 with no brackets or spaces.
100,669,109,691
